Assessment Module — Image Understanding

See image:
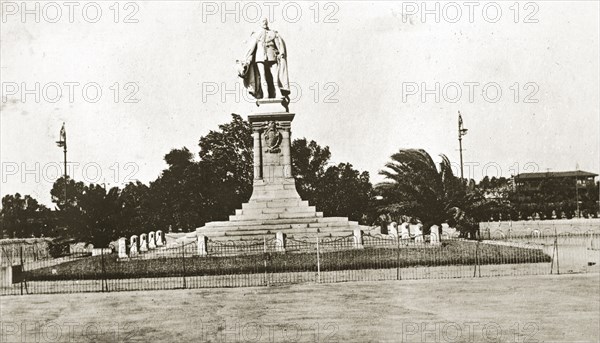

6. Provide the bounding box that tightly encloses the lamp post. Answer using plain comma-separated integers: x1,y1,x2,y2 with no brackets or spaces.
458,111,468,180
56,123,67,207
575,175,580,218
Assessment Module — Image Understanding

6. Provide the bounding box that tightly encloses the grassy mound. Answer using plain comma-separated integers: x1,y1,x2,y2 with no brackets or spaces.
23,241,551,281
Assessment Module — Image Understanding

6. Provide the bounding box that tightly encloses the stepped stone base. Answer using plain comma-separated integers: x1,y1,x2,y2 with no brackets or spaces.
179,103,366,244
190,177,366,242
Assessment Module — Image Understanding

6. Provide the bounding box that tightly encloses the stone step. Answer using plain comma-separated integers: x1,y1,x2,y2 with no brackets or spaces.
250,193,302,201
206,223,311,232
203,216,356,228
264,205,316,213
251,188,299,195
208,231,353,242
202,225,354,237
308,220,359,228
203,221,358,233
253,184,285,191
316,217,357,223
229,211,324,222
204,218,317,228
229,213,280,221
252,179,296,188
251,183,298,192
236,206,316,216
242,199,310,209
200,221,359,235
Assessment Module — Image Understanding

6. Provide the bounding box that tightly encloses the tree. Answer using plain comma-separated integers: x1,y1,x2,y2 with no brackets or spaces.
313,163,373,223
117,181,151,237
292,138,331,200
78,184,124,247
475,176,513,220
291,139,374,224
50,176,87,239
50,177,126,247
376,149,492,236
148,147,207,231
50,176,86,211
197,114,254,223
1,193,53,238
139,114,254,231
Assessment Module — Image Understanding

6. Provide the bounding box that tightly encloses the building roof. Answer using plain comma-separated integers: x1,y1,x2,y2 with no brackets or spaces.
515,170,598,180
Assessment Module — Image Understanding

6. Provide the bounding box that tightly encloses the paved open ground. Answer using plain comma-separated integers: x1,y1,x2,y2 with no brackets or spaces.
1,274,599,343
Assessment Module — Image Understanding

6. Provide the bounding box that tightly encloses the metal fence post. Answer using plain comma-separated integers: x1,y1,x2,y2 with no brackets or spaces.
316,236,321,283
396,235,401,281
550,241,555,274
182,242,187,289
101,248,106,292
550,229,560,275
263,237,268,286
20,246,23,296
477,241,481,277
473,241,480,278
554,230,560,275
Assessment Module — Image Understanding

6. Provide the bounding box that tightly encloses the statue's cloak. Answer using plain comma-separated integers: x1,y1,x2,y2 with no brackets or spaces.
237,31,289,99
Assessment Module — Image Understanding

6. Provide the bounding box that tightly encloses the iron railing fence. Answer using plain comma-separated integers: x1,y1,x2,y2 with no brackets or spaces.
1,232,598,296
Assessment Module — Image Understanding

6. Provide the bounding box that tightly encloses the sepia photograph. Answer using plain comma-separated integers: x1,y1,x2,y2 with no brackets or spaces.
1,1,599,342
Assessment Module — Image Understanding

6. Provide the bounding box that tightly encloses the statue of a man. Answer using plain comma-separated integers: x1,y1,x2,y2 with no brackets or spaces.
237,18,289,99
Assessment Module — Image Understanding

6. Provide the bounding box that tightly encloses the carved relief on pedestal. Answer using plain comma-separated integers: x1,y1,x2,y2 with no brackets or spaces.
249,113,294,182
263,121,282,153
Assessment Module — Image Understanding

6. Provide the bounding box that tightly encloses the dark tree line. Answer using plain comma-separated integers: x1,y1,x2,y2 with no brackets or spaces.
4,115,595,245
0,194,54,239
1,114,374,245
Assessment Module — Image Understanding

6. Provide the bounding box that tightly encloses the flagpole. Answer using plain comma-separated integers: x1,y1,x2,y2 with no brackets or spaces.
575,167,580,218
57,122,68,208
63,140,67,207
458,111,468,181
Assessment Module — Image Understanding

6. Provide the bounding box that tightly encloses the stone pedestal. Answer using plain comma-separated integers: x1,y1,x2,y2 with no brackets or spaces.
430,225,441,245
353,229,364,249
118,237,128,258
275,231,286,252
248,112,299,200
148,231,156,249
156,230,164,247
388,222,398,238
0,266,12,287
197,235,208,256
193,99,368,242
400,223,410,239
130,235,139,256
140,234,148,252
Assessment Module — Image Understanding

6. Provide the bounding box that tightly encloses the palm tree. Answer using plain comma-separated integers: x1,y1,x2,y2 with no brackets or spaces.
376,149,491,236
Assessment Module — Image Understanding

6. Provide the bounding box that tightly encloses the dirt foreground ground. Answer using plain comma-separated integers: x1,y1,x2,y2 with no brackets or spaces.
1,273,599,342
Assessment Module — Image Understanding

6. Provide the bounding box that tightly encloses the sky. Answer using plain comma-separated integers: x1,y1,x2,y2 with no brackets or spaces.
1,1,599,207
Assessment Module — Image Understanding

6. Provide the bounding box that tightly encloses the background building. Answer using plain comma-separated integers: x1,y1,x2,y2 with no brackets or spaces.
512,170,599,219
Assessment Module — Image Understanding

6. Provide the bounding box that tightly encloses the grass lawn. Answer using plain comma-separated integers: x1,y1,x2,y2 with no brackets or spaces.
1,274,598,342
23,240,551,281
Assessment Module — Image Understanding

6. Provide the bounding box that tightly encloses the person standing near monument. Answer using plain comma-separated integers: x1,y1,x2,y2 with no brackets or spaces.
237,18,289,99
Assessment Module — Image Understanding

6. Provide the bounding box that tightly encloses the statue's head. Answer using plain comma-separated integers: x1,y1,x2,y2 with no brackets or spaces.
261,18,269,29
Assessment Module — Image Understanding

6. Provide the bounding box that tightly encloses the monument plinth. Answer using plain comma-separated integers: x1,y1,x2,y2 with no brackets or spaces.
248,111,299,202
191,99,367,241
